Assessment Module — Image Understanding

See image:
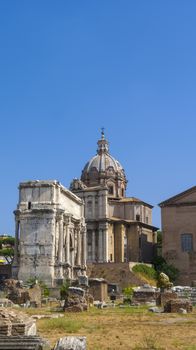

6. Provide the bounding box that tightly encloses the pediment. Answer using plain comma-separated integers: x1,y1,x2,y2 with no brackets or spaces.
159,186,196,206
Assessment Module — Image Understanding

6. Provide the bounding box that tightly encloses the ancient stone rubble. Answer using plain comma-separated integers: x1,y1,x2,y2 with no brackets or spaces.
3,279,42,307
0,308,36,336
164,299,193,313
63,287,88,312
54,336,86,350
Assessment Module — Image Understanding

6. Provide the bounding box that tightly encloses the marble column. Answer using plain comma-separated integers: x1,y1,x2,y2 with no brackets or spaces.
98,229,103,262
54,220,58,259
100,195,104,218
77,226,81,266
103,228,108,262
66,226,70,265
58,217,63,264
92,230,96,262
81,226,87,266
51,185,55,203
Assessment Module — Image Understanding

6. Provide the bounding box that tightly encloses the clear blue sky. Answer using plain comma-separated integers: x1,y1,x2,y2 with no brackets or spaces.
1,0,196,234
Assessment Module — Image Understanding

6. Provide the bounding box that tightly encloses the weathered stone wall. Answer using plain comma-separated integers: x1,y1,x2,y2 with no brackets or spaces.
161,199,196,285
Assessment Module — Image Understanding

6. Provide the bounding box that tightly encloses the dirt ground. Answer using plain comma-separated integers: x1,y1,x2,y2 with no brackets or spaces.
27,305,196,350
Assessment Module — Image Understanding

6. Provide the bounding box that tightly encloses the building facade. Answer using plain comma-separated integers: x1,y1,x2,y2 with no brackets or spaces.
71,131,157,264
12,180,86,286
159,186,196,285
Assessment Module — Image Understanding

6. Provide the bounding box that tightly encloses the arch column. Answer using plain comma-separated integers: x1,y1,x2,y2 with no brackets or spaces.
98,229,103,262
65,219,71,265
76,225,81,266
81,225,87,266
57,216,63,264
92,230,96,262
103,225,109,262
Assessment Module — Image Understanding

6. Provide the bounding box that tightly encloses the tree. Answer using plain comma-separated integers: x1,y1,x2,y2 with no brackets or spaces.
0,236,15,264
153,256,179,283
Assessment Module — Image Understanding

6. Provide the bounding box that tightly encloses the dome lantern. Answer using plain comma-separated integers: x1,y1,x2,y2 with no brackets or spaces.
81,131,127,198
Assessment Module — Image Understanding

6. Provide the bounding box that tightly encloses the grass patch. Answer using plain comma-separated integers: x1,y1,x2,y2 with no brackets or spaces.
20,305,196,349
132,263,157,285
133,335,166,350
38,317,82,333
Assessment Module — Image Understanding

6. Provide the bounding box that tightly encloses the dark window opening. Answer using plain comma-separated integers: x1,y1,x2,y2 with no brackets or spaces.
28,202,31,210
110,254,113,261
108,185,114,195
139,236,141,249
136,214,140,221
122,188,124,197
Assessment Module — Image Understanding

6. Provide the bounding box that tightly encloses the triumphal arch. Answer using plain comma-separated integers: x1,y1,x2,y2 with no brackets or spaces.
12,180,86,286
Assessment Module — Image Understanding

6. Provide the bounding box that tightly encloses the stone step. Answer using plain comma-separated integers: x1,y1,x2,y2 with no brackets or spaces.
0,346,38,350
0,336,49,350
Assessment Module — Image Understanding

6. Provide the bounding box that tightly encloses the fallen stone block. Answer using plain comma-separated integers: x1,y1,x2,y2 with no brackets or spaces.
164,299,193,313
54,336,86,350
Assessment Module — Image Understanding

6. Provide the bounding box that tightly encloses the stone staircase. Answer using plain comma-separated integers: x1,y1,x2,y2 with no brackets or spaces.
87,262,147,290
0,336,50,350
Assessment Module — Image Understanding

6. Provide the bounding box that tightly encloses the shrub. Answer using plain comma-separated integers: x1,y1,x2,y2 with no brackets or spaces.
132,264,157,280
60,280,70,300
26,277,49,297
122,286,134,304
153,256,179,283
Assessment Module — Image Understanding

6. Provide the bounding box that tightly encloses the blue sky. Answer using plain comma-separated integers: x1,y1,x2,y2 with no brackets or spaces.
1,0,196,233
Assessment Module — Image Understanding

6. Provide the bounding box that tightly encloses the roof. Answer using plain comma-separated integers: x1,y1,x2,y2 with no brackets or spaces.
159,186,196,207
109,197,153,208
109,217,158,231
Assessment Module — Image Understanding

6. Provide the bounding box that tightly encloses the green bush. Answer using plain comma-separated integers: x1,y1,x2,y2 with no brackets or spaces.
132,264,157,280
153,256,179,282
60,280,70,300
122,286,134,304
26,277,49,297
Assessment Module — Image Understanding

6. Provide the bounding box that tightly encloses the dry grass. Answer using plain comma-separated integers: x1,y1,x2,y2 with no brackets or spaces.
26,306,196,350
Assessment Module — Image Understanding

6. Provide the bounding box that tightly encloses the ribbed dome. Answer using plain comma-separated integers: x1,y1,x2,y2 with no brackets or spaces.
81,131,127,195
83,153,125,175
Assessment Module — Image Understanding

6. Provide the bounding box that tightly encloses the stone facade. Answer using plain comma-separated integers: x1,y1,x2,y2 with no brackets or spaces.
12,180,86,286
71,131,157,264
159,186,196,285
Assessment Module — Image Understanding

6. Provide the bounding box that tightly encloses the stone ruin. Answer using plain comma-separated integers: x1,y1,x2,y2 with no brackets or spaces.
3,279,42,307
63,287,88,312
0,308,50,350
156,290,178,307
132,284,158,304
0,308,36,336
164,299,193,313
155,284,193,313
54,336,86,350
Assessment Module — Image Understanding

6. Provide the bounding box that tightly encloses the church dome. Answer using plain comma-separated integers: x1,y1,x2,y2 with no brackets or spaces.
81,131,127,197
